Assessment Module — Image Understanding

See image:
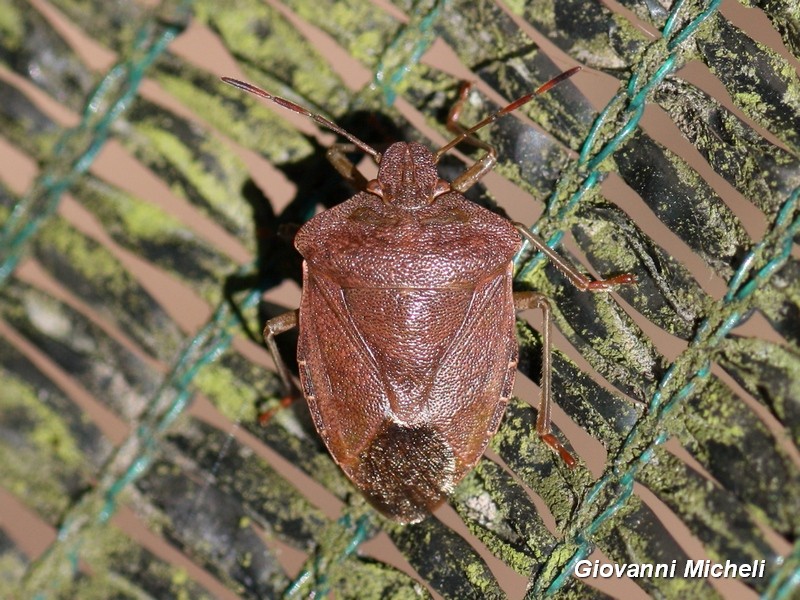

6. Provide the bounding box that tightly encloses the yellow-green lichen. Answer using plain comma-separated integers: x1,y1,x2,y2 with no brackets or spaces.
1,377,83,469
137,124,249,224
155,72,313,165
101,182,185,241
43,219,131,297
193,365,258,423
0,1,24,50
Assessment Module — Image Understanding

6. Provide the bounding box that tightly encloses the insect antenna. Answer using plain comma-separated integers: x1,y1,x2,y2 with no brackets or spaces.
221,77,382,162
434,66,581,161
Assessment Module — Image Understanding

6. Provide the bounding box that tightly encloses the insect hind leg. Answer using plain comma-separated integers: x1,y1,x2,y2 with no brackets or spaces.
514,291,577,468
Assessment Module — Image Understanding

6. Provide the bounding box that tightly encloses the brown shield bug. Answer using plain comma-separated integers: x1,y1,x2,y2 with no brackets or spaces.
223,69,635,523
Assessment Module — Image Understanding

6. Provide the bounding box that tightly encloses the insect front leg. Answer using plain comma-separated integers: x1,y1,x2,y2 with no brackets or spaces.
326,143,372,191
439,70,581,193
442,82,498,193
261,309,301,424
513,223,636,291
514,291,577,468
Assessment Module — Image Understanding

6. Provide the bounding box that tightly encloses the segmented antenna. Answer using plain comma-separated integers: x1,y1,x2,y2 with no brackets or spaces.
223,67,580,165
221,77,382,162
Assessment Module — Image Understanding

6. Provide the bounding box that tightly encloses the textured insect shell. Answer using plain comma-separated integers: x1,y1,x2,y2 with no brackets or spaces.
293,177,522,523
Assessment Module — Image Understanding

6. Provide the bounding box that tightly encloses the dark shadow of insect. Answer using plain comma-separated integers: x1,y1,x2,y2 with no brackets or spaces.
223,68,636,524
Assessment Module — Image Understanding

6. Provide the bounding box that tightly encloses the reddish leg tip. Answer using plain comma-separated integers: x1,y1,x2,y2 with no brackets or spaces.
457,80,475,97
559,447,578,469
540,433,578,468
258,394,295,426
586,272,637,291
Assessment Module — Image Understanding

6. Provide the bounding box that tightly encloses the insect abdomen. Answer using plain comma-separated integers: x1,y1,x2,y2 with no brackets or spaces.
354,420,455,523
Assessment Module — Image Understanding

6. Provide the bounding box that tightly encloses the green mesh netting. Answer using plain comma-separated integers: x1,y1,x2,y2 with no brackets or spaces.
0,0,798,598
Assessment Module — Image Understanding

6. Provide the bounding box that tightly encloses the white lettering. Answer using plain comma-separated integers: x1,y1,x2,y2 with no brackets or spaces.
723,561,738,578
574,560,593,578
685,560,707,578
653,563,669,578
576,559,761,580
598,563,614,578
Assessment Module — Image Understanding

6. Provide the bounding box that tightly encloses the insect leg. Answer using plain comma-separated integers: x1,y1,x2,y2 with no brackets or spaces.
326,143,371,190
514,291,577,468
444,82,498,193
261,309,301,424
439,69,581,192
513,223,636,291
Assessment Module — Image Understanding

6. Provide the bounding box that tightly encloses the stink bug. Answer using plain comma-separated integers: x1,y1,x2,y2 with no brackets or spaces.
223,69,635,523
